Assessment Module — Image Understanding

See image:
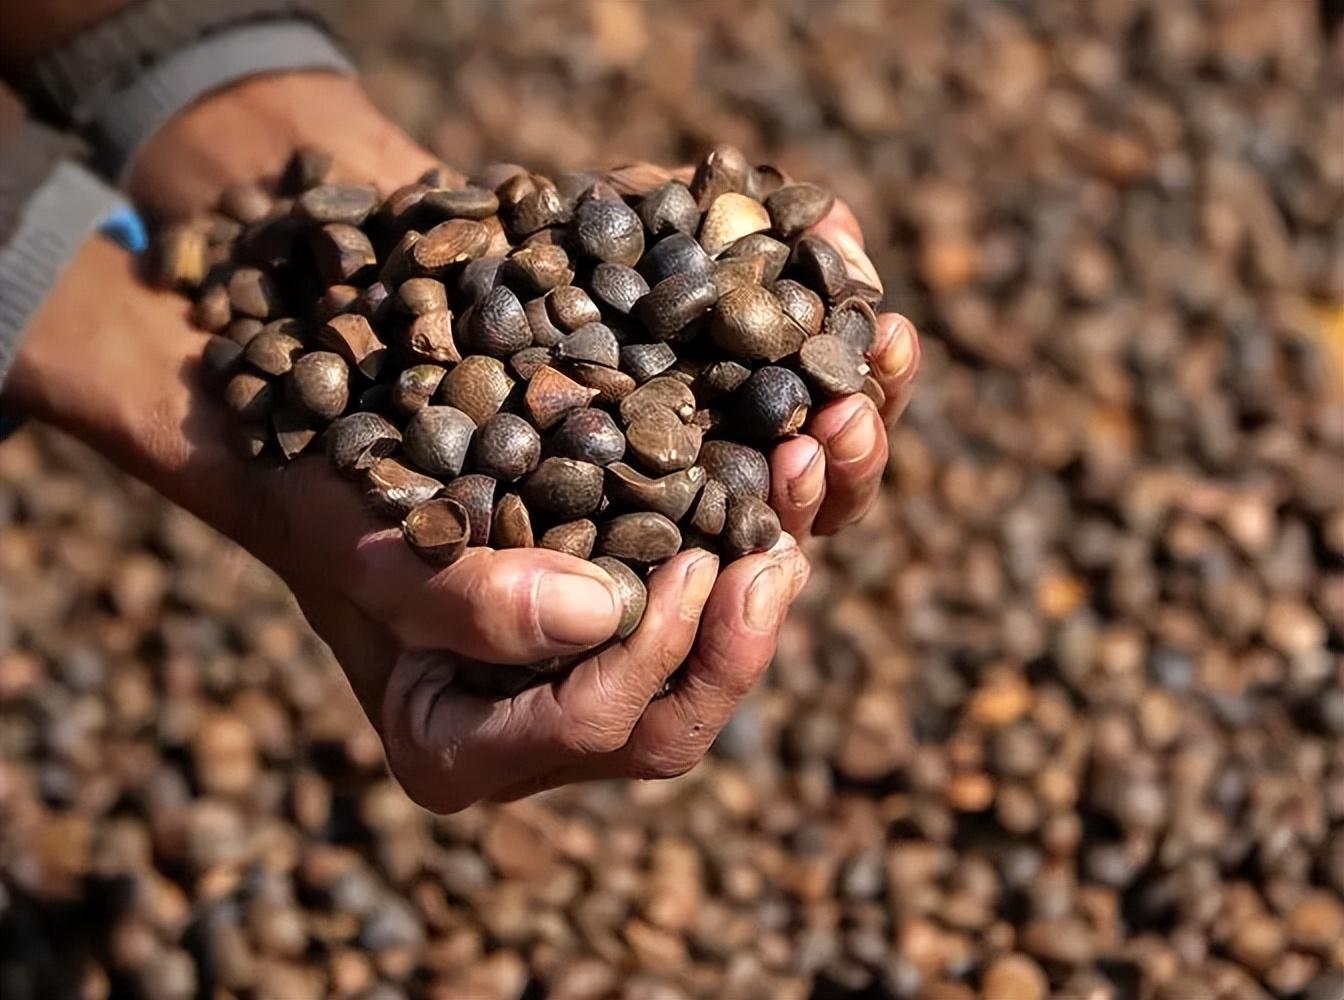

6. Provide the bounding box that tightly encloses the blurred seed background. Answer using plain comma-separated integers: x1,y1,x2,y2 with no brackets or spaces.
1,1,1342,998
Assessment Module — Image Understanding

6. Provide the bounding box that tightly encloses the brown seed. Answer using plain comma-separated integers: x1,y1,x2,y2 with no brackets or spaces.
604,161,674,197
555,323,619,368
455,257,505,306
318,313,388,379
192,282,232,331
690,479,728,536
552,408,626,466
789,234,850,301
573,197,645,266
596,512,682,564
699,193,772,256
201,336,243,385
244,327,304,377
690,144,753,207
546,285,602,331
838,277,884,308
363,458,443,520
524,295,565,348
626,407,703,474
223,372,275,423
420,163,470,188
491,494,535,549
503,244,573,296
286,351,349,420
524,366,598,429
539,520,597,560
588,263,650,316
440,474,497,546
405,309,461,364
420,186,500,220
711,257,766,297
619,342,678,383
765,183,836,239
749,163,791,200
220,182,273,225
592,557,648,638
378,230,422,288
325,411,401,475
606,463,706,521
157,222,208,289
720,233,790,282
296,184,379,226
280,146,331,194
402,497,470,567
404,406,476,477
380,181,431,234
696,359,752,399
637,181,700,237
697,440,770,500
355,281,391,323
272,402,319,460
800,334,869,396
735,366,811,440
722,496,781,557
509,346,552,381
522,458,605,519
620,377,697,425
824,297,879,354
395,277,448,316
773,279,825,337
412,219,491,273
639,232,713,286
473,413,541,481
227,267,280,319
392,365,447,415
314,284,359,323
435,355,514,425
559,360,637,402
312,224,376,285
467,285,532,357
638,271,719,341
710,285,803,362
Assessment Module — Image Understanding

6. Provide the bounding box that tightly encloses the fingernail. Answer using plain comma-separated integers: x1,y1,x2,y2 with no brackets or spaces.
832,229,884,291
878,318,917,378
830,404,877,466
682,552,719,617
786,446,825,508
744,563,786,630
538,572,621,646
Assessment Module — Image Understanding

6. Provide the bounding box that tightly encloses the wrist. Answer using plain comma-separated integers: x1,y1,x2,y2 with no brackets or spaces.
5,237,254,540
128,71,442,220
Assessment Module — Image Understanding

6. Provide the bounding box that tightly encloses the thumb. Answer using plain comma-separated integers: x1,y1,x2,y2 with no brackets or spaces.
351,531,624,664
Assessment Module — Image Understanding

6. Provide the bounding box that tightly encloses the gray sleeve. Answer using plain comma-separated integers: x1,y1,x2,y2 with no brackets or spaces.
87,21,355,180
0,161,128,398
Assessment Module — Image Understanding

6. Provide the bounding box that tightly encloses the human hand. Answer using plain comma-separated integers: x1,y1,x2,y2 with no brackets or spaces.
4,73,819,812
5,236,811,813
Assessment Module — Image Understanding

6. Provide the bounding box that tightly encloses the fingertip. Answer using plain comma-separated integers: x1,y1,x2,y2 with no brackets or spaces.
770,436,826,535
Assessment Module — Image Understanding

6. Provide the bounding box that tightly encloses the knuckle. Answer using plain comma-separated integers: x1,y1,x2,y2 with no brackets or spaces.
560,714,632,756
630,745,702,781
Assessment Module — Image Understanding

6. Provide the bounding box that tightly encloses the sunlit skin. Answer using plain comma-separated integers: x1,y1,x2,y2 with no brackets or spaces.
7,71,920,811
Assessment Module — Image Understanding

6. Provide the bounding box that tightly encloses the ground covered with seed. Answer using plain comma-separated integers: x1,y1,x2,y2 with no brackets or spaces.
2,1,1343,998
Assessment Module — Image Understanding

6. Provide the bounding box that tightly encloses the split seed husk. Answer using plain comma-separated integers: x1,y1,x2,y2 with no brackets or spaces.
402,497,471,567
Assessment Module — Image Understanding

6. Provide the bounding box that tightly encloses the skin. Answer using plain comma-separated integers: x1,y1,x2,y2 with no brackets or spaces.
3,71,921,811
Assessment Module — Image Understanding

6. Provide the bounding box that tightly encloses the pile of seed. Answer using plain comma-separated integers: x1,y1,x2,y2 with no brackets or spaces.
166,145,881,648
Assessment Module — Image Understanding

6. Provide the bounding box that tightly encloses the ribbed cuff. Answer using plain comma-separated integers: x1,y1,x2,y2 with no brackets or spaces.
0,162,130,415
90,20,355,180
